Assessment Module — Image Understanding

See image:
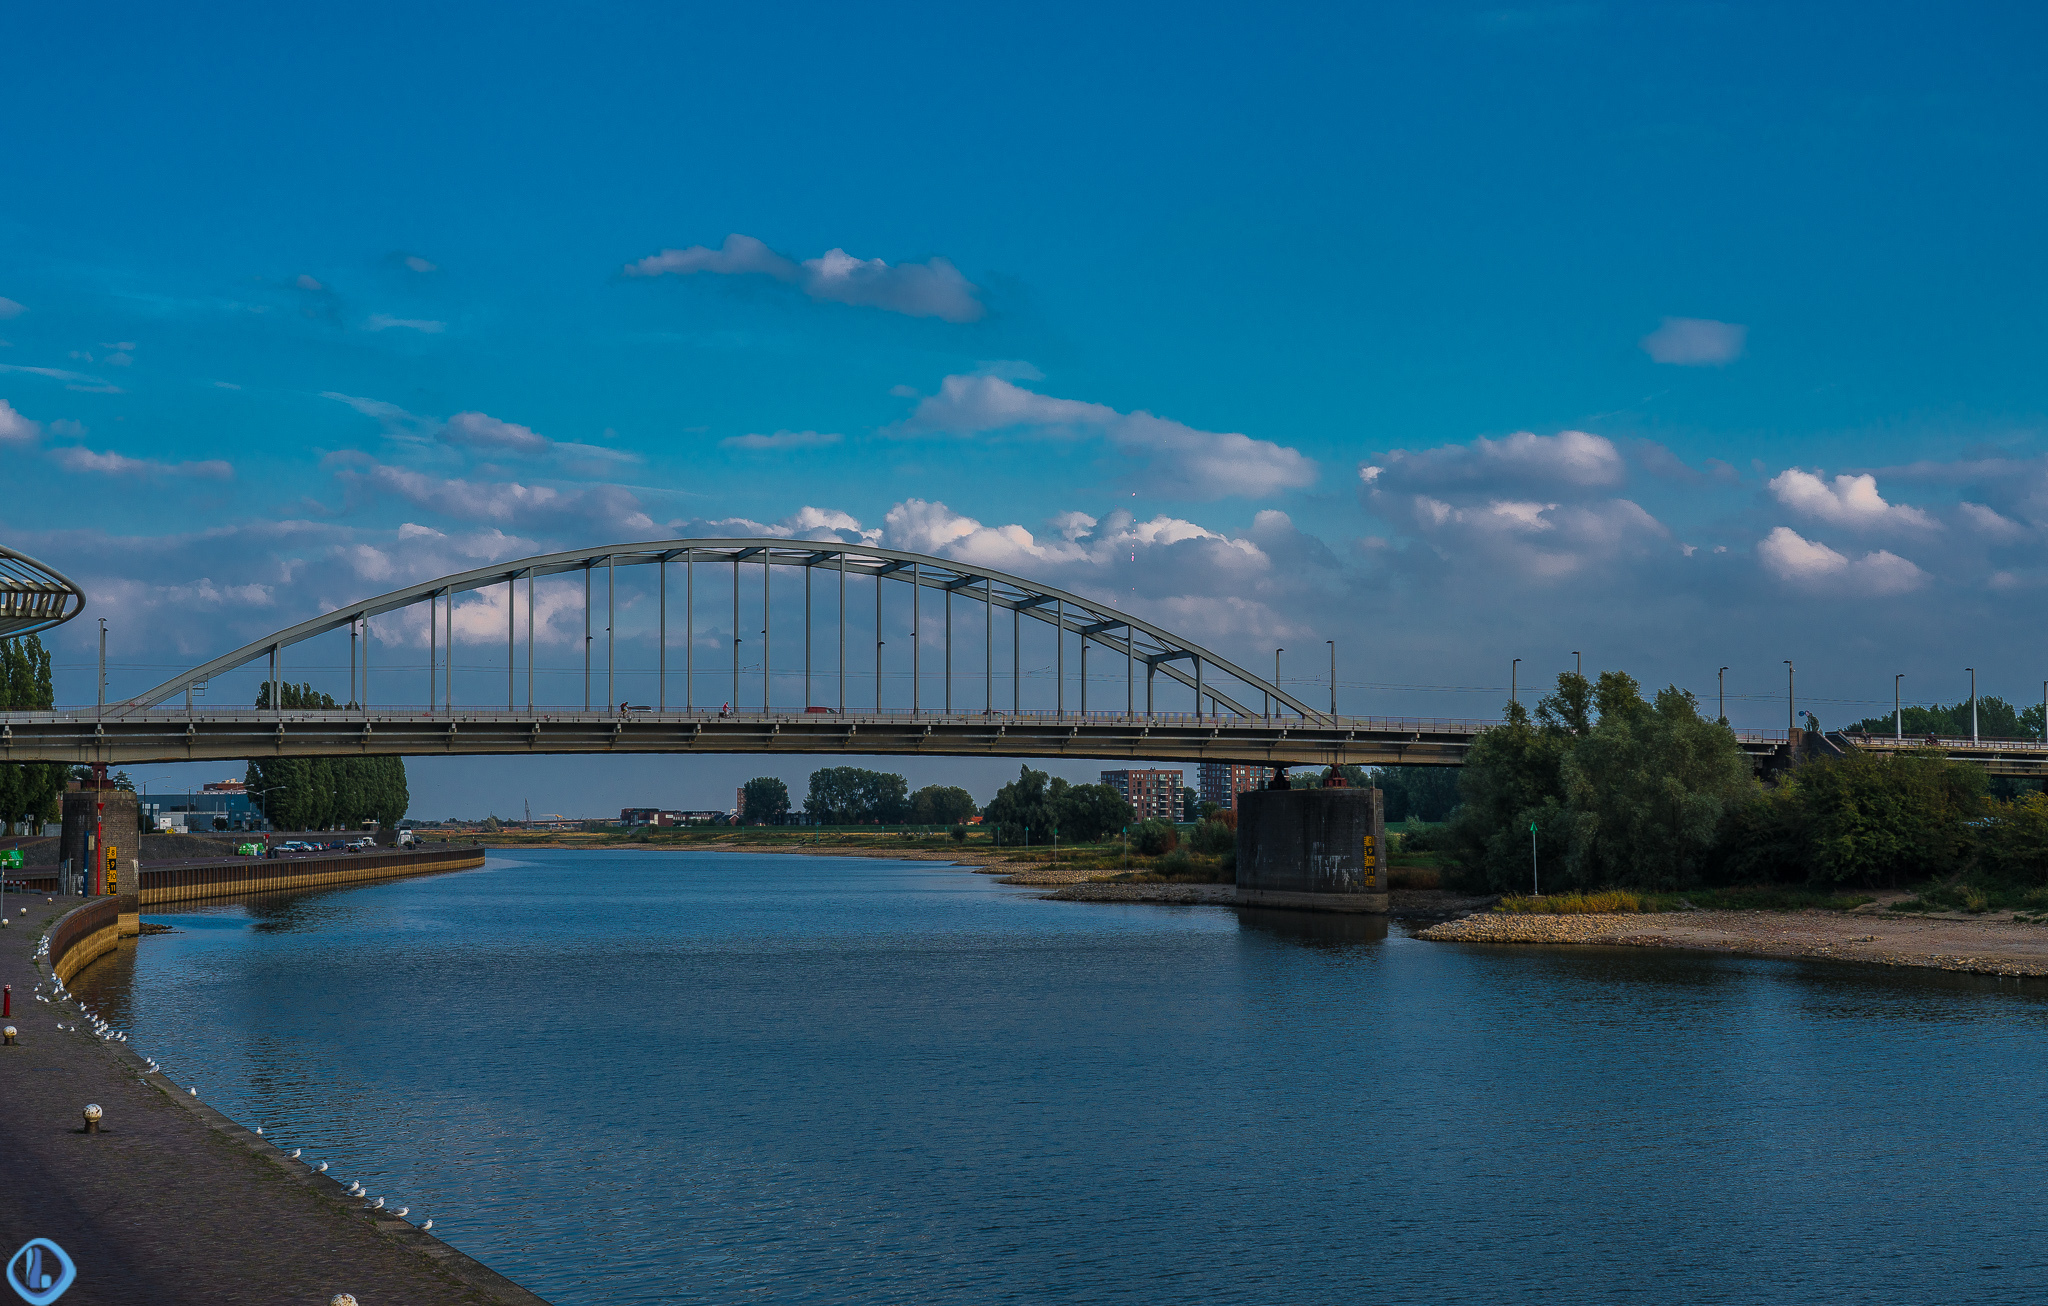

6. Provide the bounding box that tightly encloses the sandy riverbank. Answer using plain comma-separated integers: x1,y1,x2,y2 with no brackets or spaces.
481,837,1110,884
1418,907,2048,977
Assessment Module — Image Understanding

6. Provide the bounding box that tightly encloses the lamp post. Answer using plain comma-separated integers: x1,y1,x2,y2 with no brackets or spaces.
1718,667,1728,725
1274,648,1284,717
1573,651,1581,677
1783,660,1794,733
1895,674,1903,740
1968,668,1977,742
1327,640,1336,721
1511,658,1520,711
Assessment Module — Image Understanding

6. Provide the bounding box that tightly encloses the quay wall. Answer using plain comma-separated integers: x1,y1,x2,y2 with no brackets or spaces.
47,844,485,979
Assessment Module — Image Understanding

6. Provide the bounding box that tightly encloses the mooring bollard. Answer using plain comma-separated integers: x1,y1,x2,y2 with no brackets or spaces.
4,984,10,1017
4,1026,17,1046
82,1104,101,1134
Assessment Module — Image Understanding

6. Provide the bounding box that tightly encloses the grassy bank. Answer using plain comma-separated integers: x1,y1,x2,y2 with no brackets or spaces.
1495,886,1877,915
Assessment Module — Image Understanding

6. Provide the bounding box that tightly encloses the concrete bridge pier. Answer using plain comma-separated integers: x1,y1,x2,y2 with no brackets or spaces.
1234,774,1388,913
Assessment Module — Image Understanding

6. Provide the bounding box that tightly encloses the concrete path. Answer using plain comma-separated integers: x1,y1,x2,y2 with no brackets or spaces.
0,894,550,1305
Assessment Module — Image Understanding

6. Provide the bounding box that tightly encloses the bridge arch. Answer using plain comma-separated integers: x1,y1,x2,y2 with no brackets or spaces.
129,538,1319,721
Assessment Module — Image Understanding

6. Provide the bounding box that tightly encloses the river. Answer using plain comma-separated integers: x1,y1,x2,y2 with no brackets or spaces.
70,850,2048,1304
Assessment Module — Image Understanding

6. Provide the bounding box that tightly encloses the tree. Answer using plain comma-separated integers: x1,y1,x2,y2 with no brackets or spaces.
982,765,1134,844
245,682,408,829
1776,748,1985,885
1134,818,1179,854
1449,671,1752,893
740,776,790,824
1853,696,2028,741
0,635,63,831
803,767,908,824
1362,765,1463,823
909,784,977,825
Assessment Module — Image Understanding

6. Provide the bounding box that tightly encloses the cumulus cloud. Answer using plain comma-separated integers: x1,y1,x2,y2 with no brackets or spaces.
897,374,1315,499
365,314,446,333
1756,527,1924,595
667,505,881,546
1640,316,1747,366
1406,496,1671,581
52,446,233,480
720,429,843,451
1768,468,1937,530
0,297,24,319
1959,502,2027,540
1362,429,1626,495
0,398,38,442
625,233,985,323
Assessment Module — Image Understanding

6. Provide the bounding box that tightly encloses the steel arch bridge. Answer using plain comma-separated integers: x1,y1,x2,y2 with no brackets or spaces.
26,535,2027,775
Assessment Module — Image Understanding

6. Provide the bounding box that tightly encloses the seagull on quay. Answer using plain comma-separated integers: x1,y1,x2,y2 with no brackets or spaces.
393,1207,408,1218
422,1220,433,1231
370,1197,385,1211
292,1149,302,1159
317,1162,329,1173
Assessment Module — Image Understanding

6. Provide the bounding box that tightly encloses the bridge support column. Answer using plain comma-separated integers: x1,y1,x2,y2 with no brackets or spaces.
1234,785,1387,914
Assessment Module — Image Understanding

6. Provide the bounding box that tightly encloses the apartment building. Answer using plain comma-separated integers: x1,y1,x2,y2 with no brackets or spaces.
1100,768,1184,822
1197,761,1270,813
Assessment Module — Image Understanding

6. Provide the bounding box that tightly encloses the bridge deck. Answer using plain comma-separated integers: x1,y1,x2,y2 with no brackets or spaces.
0,706,1796,769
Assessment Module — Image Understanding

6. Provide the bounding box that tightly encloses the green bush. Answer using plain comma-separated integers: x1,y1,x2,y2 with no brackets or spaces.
950,825,968,843
1159,848,1193,876
1134,818,1179,855
1190,819,1234,855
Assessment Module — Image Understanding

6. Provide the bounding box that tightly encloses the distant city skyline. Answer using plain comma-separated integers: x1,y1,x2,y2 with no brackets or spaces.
5,3,2046,814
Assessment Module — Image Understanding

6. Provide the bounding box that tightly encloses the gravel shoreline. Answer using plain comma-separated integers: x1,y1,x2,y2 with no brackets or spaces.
1418,908,2048,977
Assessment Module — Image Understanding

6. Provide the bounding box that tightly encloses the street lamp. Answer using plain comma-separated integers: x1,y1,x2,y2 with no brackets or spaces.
1326,640,1336,721
1511,658,1520,710
1573,651,1582,677
1784,660,1794,734
1895,674,1903,740
1967,668,1977,742
1274,648,1284,718
1718,667,1728,725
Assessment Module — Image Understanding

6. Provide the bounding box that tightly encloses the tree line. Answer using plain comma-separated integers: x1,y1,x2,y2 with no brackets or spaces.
246,683,409,830
0,636,63,832
1442,669,2048,896
733,763,1146,837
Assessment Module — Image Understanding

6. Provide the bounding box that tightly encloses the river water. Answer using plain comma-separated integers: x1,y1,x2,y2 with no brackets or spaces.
70,850,2048,1304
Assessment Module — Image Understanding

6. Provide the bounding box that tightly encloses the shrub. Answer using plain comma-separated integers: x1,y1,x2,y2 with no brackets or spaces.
950,825,968,843
1159,848,1193,876
1134,818,1179,855
1190,819,1234,855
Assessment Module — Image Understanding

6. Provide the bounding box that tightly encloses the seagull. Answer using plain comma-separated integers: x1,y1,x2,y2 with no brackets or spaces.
188,1087,198,1097
255,1126,264,1135
292,1149,302,1159
370,1197,385,1210
317,1162,329,1173
393,1207,408,1218
422,1220,433,1231
348,1182,364,1196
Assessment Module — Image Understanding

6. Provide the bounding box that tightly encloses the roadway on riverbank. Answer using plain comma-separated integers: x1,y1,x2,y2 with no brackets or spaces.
0,893,548,1305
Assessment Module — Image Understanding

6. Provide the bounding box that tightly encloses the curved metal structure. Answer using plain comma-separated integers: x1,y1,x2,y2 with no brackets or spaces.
129,537,1320,720
0,544,86,640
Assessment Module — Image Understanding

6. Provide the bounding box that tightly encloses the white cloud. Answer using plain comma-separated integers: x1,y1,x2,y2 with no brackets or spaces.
625,233,985,323
1640,316,1747,366
720,429,843,451
442,411,551,456
1363,429,1626,495
52,446,233,480
0,398,38,442
1768,468,1937,530
0,363,97,383
897,374,1315,499
0,297,24,319
1757,526,1925,595
1405,496,1671,580
338,463,654,533
403,255,438,273
366,314,446,333
1959,502,2026,540
296,274,325,291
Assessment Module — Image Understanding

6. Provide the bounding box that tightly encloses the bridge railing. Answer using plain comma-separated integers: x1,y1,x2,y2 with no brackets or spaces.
0,704,1513,734
1844,731,2048,752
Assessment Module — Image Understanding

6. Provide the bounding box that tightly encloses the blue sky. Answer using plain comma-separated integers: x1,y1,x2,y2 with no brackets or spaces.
5,2,2047,816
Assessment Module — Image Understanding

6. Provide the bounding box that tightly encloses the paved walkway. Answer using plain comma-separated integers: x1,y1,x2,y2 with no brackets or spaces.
0,894,549,1305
